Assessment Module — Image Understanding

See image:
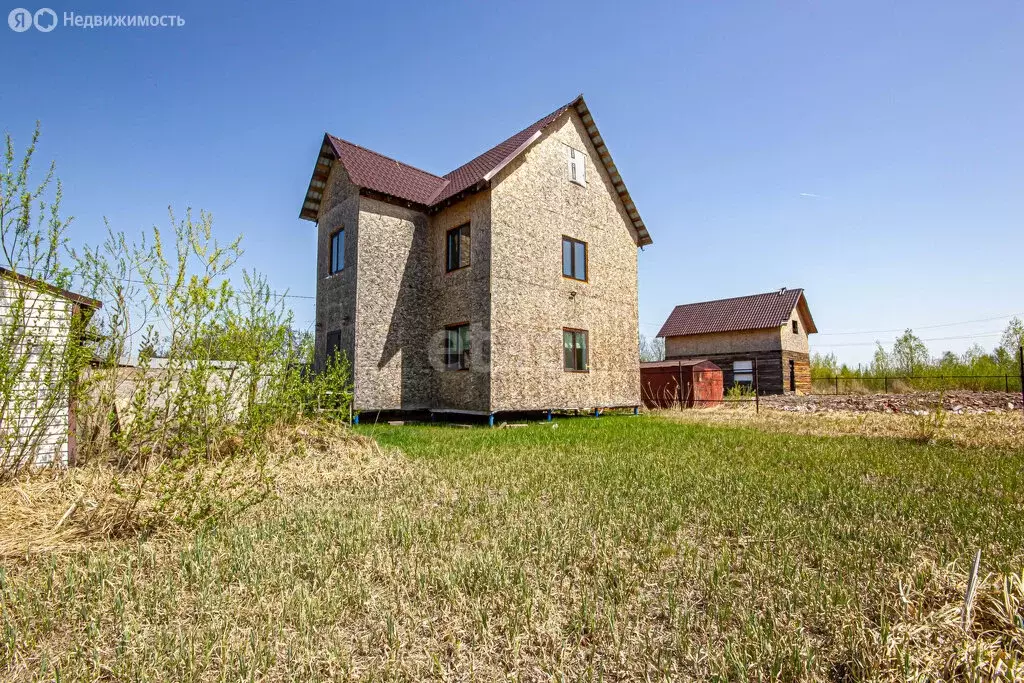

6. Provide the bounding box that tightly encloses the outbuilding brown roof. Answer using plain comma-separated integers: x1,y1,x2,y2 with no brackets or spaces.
299,95,652,246
657,288,817,338
0,266,102,309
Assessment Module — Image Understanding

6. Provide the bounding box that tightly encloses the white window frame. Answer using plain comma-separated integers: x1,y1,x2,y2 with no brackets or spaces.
567,146,587,186
733,360,754,385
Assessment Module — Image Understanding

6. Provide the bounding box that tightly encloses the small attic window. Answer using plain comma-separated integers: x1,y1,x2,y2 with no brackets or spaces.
792,319,799,334
567,147,586,186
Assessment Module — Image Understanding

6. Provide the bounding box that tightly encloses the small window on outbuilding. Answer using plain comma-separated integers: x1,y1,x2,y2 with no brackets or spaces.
792,319,799,334
446,223,471,272
329,228,345,274
567,147,586,186
733,360,754,386
445,323,470,370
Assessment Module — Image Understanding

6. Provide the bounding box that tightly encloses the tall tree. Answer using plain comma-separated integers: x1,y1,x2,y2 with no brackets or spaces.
892,329,928,375
1000,317,1023,357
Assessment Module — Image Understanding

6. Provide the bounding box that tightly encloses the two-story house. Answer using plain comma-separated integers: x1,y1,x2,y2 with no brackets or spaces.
298,95,652,420
656,288,818,394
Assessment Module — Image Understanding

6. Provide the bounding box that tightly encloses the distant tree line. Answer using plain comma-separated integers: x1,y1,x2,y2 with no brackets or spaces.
810,319,1024,392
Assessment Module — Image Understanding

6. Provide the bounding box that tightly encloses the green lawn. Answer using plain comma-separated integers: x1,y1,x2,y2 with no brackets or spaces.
3,416,1023,680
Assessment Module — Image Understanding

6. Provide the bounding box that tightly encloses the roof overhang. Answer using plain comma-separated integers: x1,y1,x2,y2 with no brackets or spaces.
796,292,818,334
572,96,652,247
299,135,336,222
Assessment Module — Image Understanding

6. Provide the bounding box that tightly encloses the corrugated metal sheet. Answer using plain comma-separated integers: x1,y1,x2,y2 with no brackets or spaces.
640,359,723,409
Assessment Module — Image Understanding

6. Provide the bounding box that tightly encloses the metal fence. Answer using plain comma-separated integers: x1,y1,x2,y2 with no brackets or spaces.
812,374,1024,395
811,347,1024,407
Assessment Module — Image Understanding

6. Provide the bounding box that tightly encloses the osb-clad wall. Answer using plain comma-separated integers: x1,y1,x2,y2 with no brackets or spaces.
352,197,431,411
316,184,493,413
665,327,782,358
488,111,641,411
425,193,492,412
780,305,811,353
315,163,359,373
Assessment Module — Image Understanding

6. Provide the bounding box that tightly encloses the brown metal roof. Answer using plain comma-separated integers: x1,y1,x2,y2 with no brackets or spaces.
327,136,447,206
657,288,817,338
0,266,102,309
432,101,574,205
299,95,652,246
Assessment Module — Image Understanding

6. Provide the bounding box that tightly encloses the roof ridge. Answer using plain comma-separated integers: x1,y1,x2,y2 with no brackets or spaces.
327,134,446,181
440,99,577,182
671,288,803,310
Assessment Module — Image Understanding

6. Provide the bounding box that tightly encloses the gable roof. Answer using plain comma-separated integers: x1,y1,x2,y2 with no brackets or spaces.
0,266,102,309
299,95,652,246
657,288,817,338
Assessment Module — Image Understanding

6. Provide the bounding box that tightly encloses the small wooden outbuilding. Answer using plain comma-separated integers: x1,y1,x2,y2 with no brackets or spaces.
0,267,101,468
640,359,723,409
656,288,817,395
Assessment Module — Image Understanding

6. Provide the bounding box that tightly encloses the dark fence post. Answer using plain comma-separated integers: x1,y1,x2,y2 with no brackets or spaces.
1019,346,1023,417
754,358,760,414
884,375,888,394
678,361,684,411
835,376,839,395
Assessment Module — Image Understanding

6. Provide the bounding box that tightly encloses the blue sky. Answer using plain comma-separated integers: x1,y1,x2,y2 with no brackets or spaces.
2,0,1022,365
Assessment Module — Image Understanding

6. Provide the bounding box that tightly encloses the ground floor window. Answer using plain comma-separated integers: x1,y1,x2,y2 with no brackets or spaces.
733,360,754,386
563,328,589,372
445,323,470,370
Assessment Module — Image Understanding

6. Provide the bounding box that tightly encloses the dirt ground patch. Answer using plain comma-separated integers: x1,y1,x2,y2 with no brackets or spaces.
767,390,1021,415
658,399,1024,450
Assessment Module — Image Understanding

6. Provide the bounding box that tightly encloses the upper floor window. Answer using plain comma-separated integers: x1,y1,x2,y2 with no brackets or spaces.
445,323,470,370
567,147,587,185
446,223,471,272
562,236,587,281
329,228,345,274
792,319,799,334
563,328,589,372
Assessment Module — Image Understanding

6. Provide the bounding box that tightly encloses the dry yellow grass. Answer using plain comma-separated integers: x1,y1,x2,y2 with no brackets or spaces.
0,420,388,560
656,404,1024,450
3,417,1023,680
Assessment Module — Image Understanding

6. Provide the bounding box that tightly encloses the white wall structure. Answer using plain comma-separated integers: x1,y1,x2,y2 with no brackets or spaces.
0,268,100,468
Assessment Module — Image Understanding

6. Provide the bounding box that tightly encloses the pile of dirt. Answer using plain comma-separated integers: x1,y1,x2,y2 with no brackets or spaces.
765,391,1022,415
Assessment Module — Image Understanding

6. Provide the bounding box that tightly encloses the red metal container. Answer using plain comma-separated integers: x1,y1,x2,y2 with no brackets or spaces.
640,359,724,409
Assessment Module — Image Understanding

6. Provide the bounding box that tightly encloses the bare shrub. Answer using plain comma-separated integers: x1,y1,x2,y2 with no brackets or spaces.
0,125,94,477
73,210,352,530
2,126,352,536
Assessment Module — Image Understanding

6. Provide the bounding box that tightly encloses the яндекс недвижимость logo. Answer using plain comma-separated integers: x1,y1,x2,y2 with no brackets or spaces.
8,8,183,31
8,7,56,31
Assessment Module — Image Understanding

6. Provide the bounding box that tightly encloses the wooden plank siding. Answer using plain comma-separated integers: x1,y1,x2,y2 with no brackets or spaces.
664,350,811,395
0,279,75,467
